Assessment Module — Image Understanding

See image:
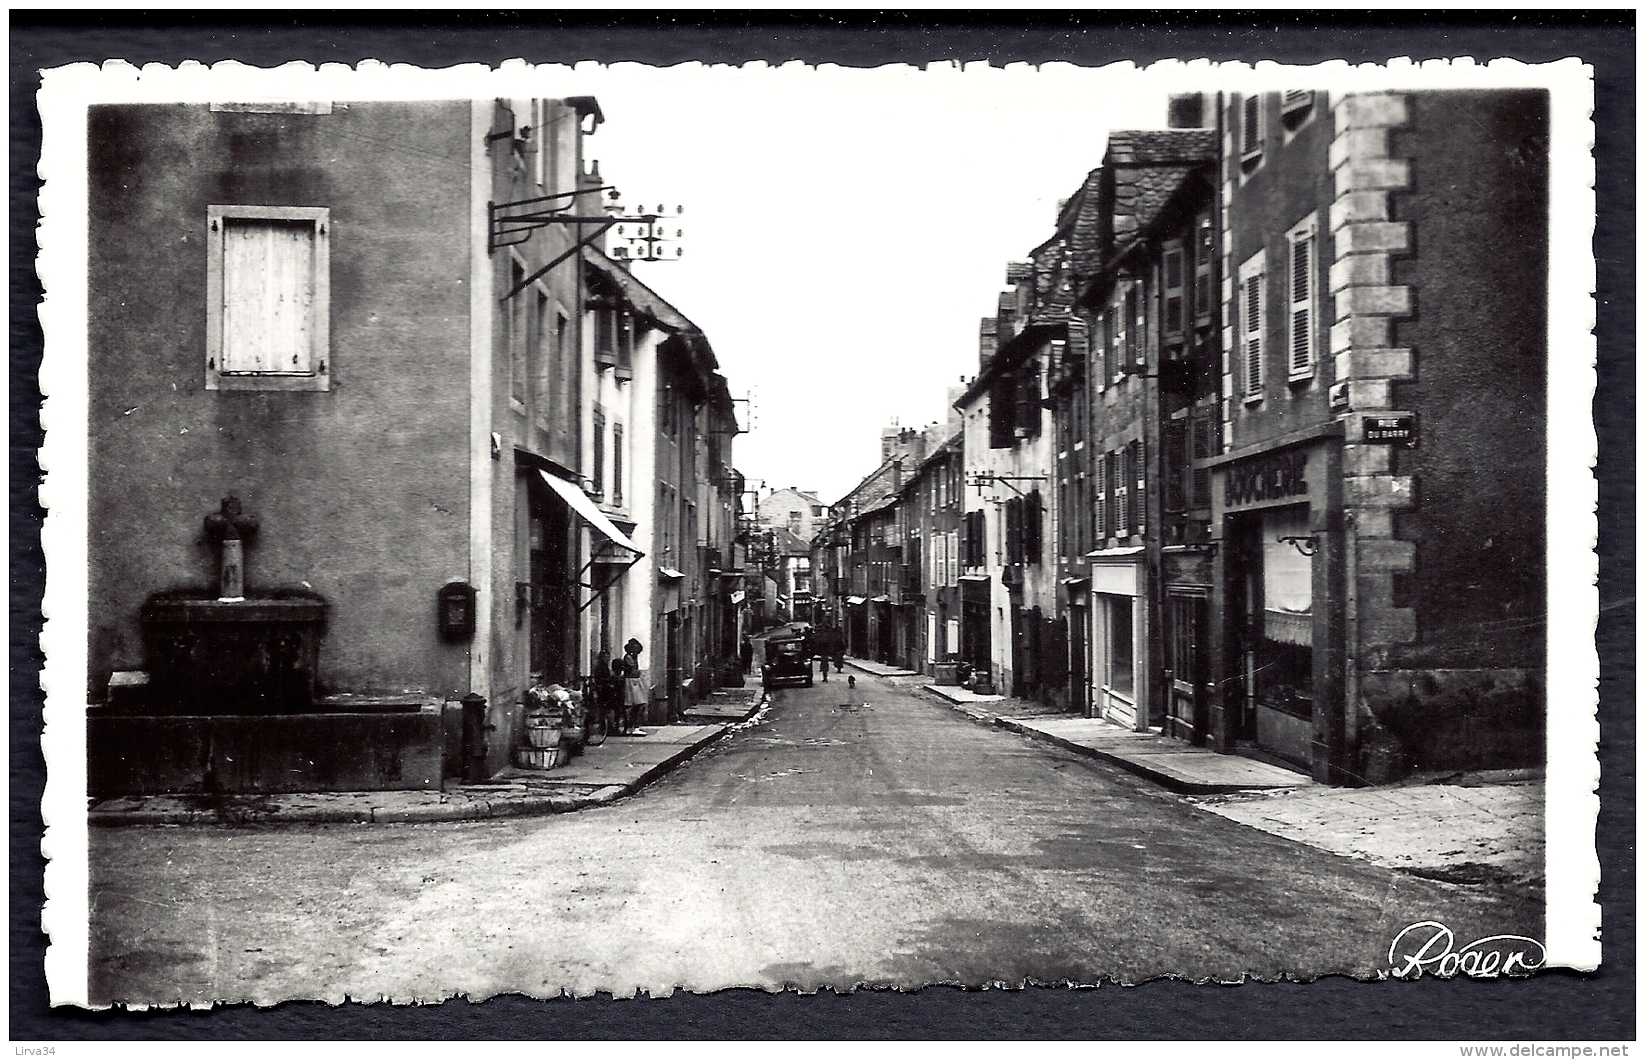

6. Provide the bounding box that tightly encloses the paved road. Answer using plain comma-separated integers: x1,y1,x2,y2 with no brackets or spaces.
88,671,1540,1005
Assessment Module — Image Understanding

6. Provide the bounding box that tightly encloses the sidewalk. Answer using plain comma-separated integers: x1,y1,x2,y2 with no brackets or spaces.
839,656,922,679
919,682,1543,891
89,695,766,827
924,683,1311,795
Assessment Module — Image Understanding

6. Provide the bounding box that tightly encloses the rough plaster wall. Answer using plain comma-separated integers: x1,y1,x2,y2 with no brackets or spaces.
86,102,473,698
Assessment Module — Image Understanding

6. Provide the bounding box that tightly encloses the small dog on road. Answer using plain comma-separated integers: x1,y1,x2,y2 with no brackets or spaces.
847,674,856,690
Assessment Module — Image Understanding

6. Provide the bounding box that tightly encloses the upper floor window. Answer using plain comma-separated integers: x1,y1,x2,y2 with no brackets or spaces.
612,422,625,508
1123,281,1144,374
1286,214,1319,383
1280,90,1317,132
591,408,606,497
1193,211,1216,327
1161,239,1188,346
1240,93,1265,171
207,206,330,392
1238,251,1267,402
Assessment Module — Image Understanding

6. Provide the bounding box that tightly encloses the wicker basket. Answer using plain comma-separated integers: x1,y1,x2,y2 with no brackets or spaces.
513,746,558,770
524,726,562,749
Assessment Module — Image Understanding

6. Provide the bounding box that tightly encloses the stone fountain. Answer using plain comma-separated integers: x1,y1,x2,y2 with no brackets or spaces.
90,495,444,797
138,495,327,715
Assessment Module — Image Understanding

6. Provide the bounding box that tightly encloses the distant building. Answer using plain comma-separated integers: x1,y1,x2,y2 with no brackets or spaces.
757,486,829,542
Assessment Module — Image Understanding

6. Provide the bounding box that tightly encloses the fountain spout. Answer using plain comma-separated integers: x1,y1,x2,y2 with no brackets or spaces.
203,495,259,601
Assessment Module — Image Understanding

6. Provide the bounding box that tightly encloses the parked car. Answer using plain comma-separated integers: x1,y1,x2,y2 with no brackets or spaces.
761,634,814,689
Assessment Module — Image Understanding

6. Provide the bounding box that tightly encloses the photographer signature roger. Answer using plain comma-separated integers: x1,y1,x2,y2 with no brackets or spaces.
1388,921,1547,979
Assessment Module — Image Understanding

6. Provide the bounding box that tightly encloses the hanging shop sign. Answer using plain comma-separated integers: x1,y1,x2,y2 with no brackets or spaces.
1362,414,1418,446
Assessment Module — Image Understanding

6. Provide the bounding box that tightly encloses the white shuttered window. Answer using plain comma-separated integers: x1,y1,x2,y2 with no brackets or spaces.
1287,214,1318,381
207,205,330,391
1238,251,1266,402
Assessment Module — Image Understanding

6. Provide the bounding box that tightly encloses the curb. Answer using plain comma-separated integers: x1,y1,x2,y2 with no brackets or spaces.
88,700,765,828
918,686,1250,797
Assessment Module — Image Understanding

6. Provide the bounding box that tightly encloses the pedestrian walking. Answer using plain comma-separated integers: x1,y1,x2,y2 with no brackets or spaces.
619,638,649,737
740,636,754,675
819,654,830,682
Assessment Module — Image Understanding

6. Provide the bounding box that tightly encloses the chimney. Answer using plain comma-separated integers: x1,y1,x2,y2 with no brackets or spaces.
1168,93,1211,129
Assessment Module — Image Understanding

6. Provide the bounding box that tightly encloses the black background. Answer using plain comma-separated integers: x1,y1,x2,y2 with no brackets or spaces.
11,10,1635,1042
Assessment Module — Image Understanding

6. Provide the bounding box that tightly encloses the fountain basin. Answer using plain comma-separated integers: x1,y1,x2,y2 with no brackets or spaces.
87,697,445,797
140,594,325,715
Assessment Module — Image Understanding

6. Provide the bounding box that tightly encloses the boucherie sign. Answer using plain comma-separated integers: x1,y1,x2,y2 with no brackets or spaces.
1223,449,1307,510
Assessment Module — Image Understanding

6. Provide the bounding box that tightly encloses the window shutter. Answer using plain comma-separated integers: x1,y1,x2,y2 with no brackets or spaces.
1164,418,1187,514
1005,496,1022,564
1242,271,1264,398
1111,296,1127,381
1025,490,1042,562
1281,90,1316,126
1194,212,1215,325
1015,362,1039,438
222,219,319,375
1288,221,1316,380
1162,242,1186,342
1190,406,1213,511
1094,456,1108,546
1068,318,1089,372
1241,94,1263,160
1109,450,1125,538
612,423,624,507
592,409,606,495
1121,283,1144,372
1118,444,1131,539
1133,438,1145,537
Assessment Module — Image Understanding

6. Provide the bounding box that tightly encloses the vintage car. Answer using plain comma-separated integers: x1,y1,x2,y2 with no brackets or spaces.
761,634,814,689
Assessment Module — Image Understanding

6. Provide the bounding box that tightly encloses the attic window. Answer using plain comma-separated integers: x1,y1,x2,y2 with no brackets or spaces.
1281,90,1316,129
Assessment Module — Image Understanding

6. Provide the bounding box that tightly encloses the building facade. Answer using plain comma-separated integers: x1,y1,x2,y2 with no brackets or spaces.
84,96,742,793
1207,88,1548,782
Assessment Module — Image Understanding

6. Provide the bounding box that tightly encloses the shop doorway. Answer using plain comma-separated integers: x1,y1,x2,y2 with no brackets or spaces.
1166,590,1209,743
527,484,574,686
1069,602,1090,716
1230,506,1315,764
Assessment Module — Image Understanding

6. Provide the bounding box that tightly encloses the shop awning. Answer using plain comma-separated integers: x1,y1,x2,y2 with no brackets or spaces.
658,567,686,580
538,471,643,555
958,573,991,582
870,595,890,603
845,595,867,605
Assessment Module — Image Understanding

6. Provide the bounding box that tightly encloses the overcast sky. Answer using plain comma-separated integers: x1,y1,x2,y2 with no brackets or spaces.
533,62,1174,503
